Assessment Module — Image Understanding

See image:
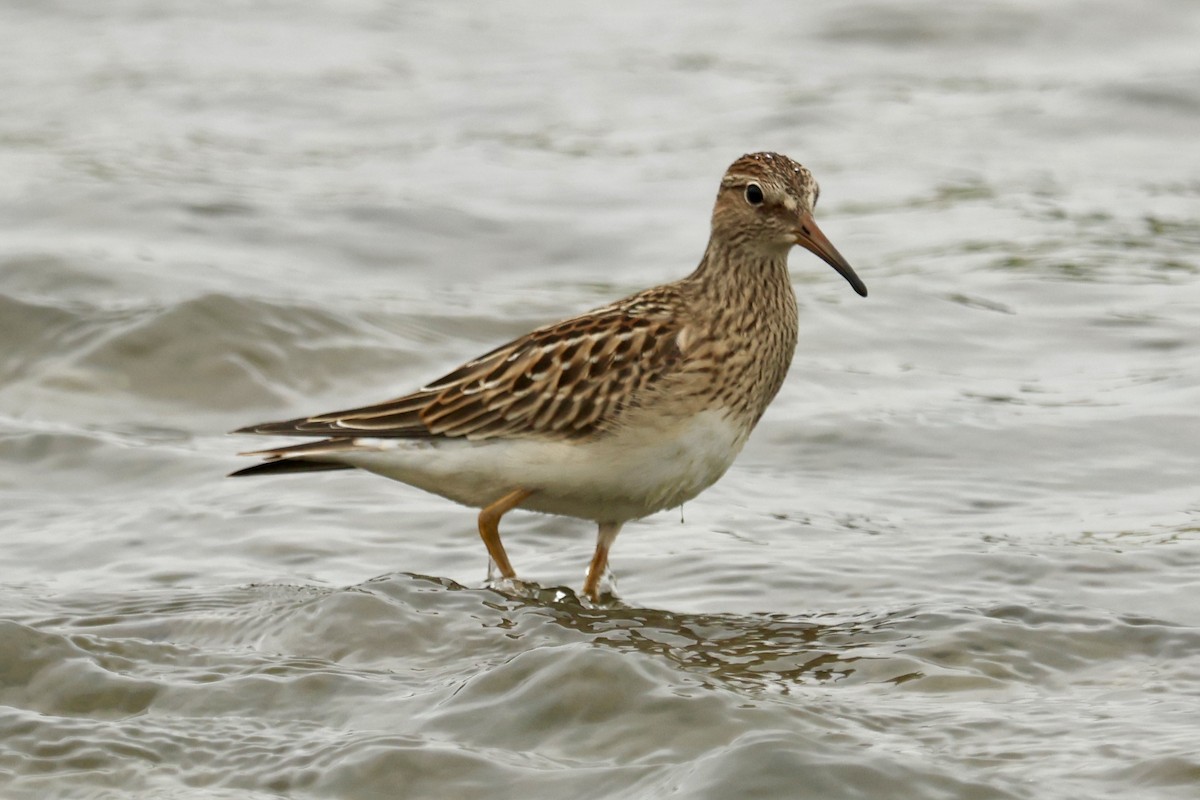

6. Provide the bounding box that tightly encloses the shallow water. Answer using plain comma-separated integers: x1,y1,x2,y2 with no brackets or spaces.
2,1,1199,798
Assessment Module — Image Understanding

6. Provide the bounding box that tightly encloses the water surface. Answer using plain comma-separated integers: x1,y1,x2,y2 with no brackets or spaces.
2,1,1199,798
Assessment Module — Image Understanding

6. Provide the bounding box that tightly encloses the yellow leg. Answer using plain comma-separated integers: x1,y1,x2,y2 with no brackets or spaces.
477,488,533,579
582,521,623,601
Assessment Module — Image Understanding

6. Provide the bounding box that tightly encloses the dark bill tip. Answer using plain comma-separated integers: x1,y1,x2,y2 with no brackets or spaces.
795,212,867,297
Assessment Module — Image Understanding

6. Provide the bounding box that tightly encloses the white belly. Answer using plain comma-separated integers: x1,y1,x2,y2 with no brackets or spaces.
337,408,750,523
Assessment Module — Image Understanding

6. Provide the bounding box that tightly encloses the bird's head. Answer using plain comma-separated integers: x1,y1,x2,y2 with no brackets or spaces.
711,152,867,297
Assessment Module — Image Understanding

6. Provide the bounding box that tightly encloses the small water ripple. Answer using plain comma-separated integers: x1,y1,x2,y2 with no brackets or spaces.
6,576,1196,798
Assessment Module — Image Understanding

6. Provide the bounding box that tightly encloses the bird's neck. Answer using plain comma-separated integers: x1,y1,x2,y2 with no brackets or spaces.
687,239,795,310
681,238,800,424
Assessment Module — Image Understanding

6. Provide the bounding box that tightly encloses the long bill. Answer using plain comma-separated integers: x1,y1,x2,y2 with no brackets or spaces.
794,211,868,298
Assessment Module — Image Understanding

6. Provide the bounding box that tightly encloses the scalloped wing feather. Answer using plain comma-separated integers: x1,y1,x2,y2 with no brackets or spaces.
235,289,688,442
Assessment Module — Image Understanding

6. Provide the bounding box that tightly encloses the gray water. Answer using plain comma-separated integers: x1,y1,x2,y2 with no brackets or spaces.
2,1,1199,798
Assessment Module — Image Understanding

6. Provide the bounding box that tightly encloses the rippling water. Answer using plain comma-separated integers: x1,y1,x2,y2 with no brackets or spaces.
2,1,1199,798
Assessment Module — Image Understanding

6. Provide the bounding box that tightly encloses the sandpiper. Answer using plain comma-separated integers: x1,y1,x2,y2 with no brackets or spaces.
232,152,867,601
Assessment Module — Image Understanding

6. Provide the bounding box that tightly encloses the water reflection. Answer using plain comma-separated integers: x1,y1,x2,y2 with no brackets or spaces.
11,574,924,695
449,576,920,690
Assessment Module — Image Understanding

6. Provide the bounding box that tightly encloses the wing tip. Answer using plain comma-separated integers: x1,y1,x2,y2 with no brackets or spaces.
228,459,355,478
229,414,436,439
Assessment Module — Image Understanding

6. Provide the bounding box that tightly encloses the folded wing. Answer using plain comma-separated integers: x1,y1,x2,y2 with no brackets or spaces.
234,292,687,443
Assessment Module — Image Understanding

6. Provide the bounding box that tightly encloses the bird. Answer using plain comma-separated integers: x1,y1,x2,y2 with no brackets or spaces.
231,152,867,601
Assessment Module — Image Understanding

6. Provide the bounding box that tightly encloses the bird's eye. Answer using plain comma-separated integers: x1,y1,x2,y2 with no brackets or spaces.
745,183,764,206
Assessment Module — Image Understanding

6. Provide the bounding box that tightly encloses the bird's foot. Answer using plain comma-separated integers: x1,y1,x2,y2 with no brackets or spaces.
579,567,622,608
484,575,543,600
